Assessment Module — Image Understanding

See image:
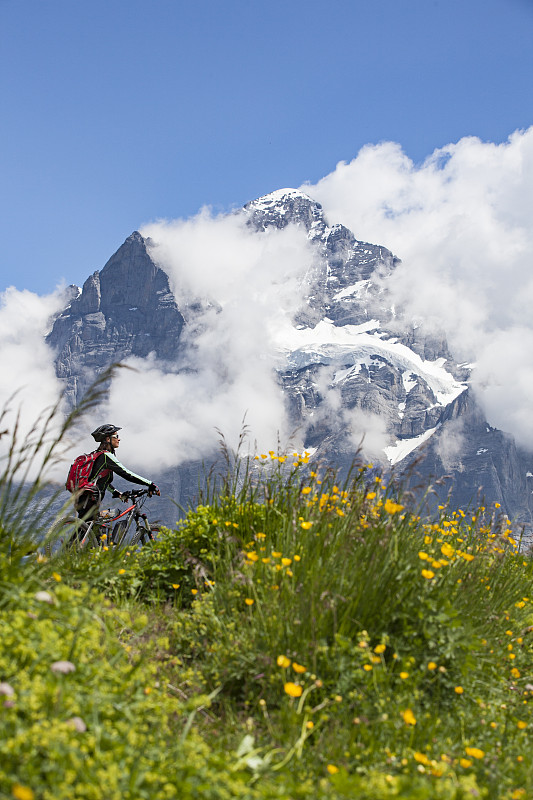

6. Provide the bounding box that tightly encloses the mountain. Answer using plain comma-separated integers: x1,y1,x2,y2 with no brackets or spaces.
46,190,533,536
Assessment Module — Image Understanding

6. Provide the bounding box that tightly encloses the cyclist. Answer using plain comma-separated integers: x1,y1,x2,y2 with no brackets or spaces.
75,424,160,522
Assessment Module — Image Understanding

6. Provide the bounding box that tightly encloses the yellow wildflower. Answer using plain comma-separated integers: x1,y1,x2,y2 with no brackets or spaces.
459,758,472,768
300,521,313,530
374,644,386,654
421,569,435,579
12,787,35,800
118,569,126,575
384,498,404,514
172,583,180,589
326,764,339,775
400,671,409,679
402,708,416,726
413,752,430,765
284,682,303,698
454,686,464,694
52,572,62,582
292,662,306,674
272,551,282,558
281,557,292,566
245,598,254,606
465,746,485,759
277,655,291,668
302,486,312,494
427,662,437,670
517,720,527,730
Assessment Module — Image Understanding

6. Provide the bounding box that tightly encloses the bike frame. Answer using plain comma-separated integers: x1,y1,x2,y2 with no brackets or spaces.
77,489,155,549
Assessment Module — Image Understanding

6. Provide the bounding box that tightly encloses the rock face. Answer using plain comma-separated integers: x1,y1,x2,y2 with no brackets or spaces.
47,232,185,406
45,191,533,536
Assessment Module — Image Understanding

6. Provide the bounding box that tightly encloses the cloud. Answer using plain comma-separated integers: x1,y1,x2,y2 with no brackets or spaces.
106,210,315,472
0,286,69,477
301,126,533,446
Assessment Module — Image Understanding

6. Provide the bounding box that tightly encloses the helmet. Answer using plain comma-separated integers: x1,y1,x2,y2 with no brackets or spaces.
91,424,121,442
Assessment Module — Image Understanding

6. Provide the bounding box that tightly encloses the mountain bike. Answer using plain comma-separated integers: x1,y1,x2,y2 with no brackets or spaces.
44,489,156,556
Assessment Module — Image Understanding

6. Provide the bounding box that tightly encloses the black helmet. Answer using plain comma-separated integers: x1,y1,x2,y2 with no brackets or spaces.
91,424,121,442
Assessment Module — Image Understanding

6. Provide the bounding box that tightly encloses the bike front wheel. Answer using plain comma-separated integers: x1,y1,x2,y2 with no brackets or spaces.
131,518,154,546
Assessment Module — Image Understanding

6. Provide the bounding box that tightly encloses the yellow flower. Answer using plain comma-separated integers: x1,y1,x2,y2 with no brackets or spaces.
118,569,126,575
402,708,416,726
52,572,62,582
465,746,485,759
284,682,303,698
421,569,435,579
384,498,404,514
191,589,198,595
12,788,34,800
300,521,313,530
281,557,292,566
428,662,437,670
277,655,291,668
374,644,386,654
459,758,472,768
272,551,282,558
400,671,409,679
245,551,259,562
366,491,376,500
293,554,301,561
454,686,464,694
413,752,430,765
511,668,521,679
11,787,35,800
262,557,270,563
517,720,527,730
172,583,180,589
326,764,339,775
245,598,254,606
292,662,306,674
418,551,429,560
363,664,373,671
306,720,314,729
256,532,266,539
441,543,455,557
302,486,312,494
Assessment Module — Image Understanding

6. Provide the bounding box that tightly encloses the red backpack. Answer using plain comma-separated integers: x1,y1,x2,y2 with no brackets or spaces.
65,450,101,494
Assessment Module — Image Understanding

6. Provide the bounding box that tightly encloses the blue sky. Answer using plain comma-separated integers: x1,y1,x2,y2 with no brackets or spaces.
1,0,532,294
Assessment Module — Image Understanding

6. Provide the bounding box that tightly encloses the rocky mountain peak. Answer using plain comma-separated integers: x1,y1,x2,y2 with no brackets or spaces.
244,188,326,235
47,231,185,405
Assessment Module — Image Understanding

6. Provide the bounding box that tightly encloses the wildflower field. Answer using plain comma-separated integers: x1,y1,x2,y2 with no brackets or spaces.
2,448,533,799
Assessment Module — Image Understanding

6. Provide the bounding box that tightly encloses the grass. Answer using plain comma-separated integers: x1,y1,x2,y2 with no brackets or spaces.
1,430,533,799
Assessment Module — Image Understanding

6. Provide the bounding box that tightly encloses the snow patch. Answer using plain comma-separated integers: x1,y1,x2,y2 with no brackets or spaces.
384,427,439,466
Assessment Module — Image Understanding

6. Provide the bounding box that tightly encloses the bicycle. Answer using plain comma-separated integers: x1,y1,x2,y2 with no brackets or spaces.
44,489,157,556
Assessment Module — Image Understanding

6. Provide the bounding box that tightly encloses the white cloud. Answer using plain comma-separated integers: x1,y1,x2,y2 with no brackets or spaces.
106,210,315,472
0,286,69,478
302,127,533,446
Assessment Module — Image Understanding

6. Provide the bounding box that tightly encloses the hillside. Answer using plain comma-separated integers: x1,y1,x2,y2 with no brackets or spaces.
2,436,533,799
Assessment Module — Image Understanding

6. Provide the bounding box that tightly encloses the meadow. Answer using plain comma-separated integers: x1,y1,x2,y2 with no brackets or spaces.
1,429,532,799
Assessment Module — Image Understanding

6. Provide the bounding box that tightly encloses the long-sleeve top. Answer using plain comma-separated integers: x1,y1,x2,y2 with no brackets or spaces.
88,450,152,499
